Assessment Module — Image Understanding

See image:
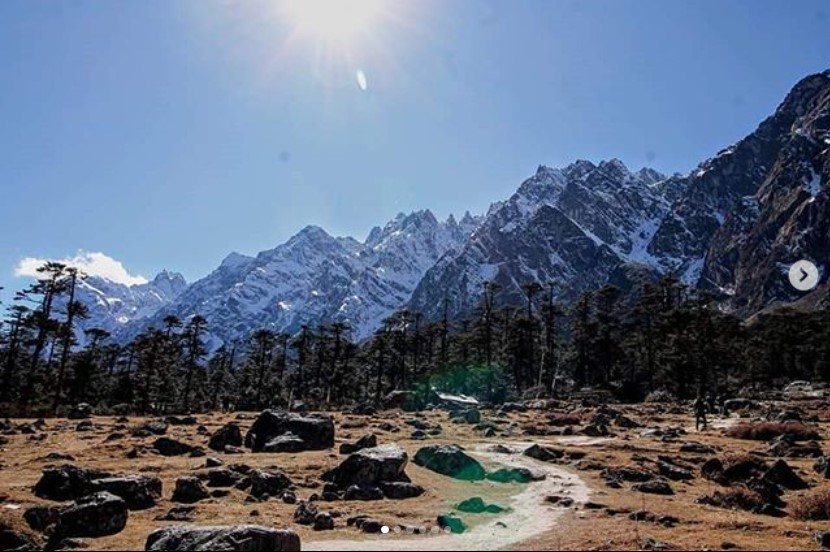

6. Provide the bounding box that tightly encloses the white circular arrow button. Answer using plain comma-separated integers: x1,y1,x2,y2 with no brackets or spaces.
788,260,819,292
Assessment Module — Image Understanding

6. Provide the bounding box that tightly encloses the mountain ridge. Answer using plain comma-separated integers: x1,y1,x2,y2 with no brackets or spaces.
55,69,829,347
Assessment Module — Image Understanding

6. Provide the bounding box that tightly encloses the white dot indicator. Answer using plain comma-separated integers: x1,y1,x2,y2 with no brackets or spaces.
381,525,390,534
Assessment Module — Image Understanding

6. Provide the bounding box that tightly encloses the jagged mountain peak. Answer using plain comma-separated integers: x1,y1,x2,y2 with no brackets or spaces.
774,70,830,120
152,269,186,286
219,252,254,270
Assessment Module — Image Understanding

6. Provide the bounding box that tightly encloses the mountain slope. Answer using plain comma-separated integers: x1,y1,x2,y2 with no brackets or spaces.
409,70,830,320
121,210,480,346
73,70,830,345
73,270,188,343
408,160,672,318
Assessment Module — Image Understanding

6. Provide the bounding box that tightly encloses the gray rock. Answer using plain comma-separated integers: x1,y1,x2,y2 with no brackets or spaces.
293,502,318,525
132,420,168,437
245,411,334,452
93,475,162,510
313,513,335,531
633,479,674,495
24,505,60,532
55,491,128,538
209,424,243,452
205,468,244,488
413,445,486,481
33,464,112,501
343,485,384,501
679,441,714,454
763,459,808,490
324,444,409,489
153,437,199,457
379,481,425,499
523,444,564,462
339,434,377,455
144,525,300,551
172,476,210,504
249,469,292,499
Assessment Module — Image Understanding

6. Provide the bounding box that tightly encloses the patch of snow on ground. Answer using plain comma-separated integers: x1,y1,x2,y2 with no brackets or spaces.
805,168,822,202
681,258,704,285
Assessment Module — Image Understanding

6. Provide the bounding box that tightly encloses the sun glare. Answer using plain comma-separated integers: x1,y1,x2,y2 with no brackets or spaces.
281,0,384,45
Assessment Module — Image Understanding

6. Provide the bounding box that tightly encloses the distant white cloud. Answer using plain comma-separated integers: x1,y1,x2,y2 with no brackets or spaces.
14,250,148,287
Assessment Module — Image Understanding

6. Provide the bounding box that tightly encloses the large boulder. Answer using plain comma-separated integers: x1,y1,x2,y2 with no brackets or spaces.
55,492,128,538
145,525,300,551
413,445,486,481
244,411,334,453
762,459,809,490
153,437,201,457
93,475,162,510
323,444,409,489
33,465,111,501
209,424,243,452
204,469,245,488
172,476,210,504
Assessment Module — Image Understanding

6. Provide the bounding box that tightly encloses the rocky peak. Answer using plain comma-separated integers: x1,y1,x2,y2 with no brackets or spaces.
219,252,253,271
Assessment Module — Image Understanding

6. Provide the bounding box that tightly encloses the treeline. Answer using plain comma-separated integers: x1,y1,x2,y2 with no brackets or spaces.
1,262,828,416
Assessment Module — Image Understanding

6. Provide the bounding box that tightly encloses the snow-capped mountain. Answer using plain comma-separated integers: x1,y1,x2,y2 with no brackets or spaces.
408,159,676,318
699,70,830,313
72,270,188,342
120,210,480,347
73,70,828,347
410,70,830,320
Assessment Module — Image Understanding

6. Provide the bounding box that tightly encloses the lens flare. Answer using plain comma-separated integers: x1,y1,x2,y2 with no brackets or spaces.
281,0,383,45
356,69,368,91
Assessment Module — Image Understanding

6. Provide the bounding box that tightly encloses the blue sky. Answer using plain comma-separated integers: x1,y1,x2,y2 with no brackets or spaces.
1,0,828,297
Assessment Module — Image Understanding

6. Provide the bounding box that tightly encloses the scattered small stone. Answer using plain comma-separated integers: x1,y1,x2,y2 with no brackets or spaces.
155,506,196,522
294,501,318,525
633,479,674,495
313,512,335,531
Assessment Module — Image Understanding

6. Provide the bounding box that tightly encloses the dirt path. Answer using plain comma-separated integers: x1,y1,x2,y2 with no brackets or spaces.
305,445,590,551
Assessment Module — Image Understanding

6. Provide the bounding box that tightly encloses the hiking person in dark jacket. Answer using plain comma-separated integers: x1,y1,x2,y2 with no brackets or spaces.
694,396,708,431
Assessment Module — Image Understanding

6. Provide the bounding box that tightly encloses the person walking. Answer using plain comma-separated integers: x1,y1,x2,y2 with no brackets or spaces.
694,395,708,431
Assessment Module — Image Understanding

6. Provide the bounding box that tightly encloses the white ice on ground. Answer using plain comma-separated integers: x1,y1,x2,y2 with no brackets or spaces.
304,446,590,551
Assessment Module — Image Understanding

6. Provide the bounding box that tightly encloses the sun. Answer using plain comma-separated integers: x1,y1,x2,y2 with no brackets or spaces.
281,0,385,45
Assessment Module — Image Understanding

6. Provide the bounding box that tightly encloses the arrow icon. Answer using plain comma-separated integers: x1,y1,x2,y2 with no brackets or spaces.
789,260,819,292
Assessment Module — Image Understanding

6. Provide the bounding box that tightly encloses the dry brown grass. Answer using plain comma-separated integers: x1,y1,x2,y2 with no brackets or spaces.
1,403,828,551
725,421,820,441
791,488,830,521
697,486,766,512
